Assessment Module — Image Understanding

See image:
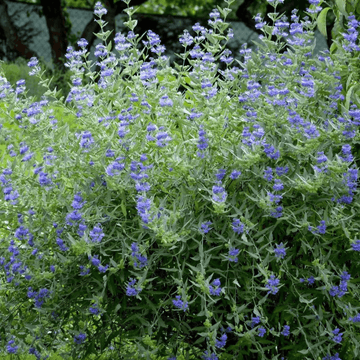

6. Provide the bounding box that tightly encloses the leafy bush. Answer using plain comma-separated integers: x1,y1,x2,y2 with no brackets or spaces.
1,0,360,359
0,57,73,102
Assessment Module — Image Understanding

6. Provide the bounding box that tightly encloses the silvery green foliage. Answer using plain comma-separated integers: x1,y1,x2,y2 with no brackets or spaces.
0,0,360,359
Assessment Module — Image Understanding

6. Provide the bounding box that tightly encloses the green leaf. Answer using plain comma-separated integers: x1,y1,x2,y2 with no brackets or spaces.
317,7,332,38
335,0,348,16
298,349,309,355
345,84,358,111
245,250,259,259
299,296,317,304
233,279,241,288
330,42,338,54
346,0,358,13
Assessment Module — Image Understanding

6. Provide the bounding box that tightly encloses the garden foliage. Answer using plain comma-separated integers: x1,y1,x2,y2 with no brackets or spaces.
1,0,360,359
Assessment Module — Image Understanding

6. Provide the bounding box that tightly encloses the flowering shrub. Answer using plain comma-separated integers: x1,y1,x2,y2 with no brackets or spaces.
1,0,360,359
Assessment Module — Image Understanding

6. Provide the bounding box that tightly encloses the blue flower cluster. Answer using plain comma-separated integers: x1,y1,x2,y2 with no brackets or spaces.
209,278,222,296
172,295,189,312
351,240,360,251
126,277,142,296
197,124,209,158
273,242,286,259
227,247,240,262
201,351,219,360
308,220,326,235
329,271,351,298
264,166,288,218
281,325,290,336
348,313,360,322
89,303,102,315
131,242,148,269
6,339,19,354
300,276,316,286
266,274,280,295
74,333,87,345
330,327,343,344
1,168,19,204
88,254,109,273
27,287,52,308
200,220,212,234
212,169,227,203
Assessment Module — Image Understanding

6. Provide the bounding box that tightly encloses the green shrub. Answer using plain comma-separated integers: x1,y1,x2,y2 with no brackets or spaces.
0,57,73,102
1,1,360,360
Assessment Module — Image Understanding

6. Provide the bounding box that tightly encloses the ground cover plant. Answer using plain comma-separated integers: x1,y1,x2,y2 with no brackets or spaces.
1,0,360,359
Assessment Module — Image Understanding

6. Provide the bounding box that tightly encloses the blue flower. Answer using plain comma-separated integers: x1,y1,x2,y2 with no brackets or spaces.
331,328,343,343
215,169,226,181
56,238,69,252
29,347,41,359
227,247,239,262
77,38,88,48
201,351,218,360
266,274,280,295
281,325,290,336
130,242,148,268
209,278,222,296
7,339,18,354
264,167,273,181
126,278,142,296
89,255,101,267
172,295,189,312
273,179,284,191
74,333,87,344
351,240,360,251
212,183,227,203
349,313,360,322
159,95,173,107
322,353,341,360
89,224,105,243
274,243,286,259
258,327,266,337
317,220,326,234
94,1,107,17
215,333,227,348
89,304,100,315
72,192,85,209
230,170,241,179
263,144,280,160
98,264,109,273
232,218,244,234
79,131,94,149
250,316,261,328
307,276,315,285
200,221,212,234
309,220,326,235
340,144,354,162
317,152,328,164
79,266,90,276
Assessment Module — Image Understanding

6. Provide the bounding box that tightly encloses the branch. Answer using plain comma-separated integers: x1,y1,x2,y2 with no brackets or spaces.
39,0,69,72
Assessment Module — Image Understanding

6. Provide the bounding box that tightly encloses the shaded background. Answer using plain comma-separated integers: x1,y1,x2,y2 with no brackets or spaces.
0,0,331,100
0,0,329,67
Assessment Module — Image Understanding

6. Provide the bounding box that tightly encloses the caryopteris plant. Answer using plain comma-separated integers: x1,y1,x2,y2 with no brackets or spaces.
1,0,360,359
